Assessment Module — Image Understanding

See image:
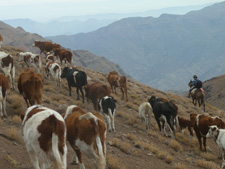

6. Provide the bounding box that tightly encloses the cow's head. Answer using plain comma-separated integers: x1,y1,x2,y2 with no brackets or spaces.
190,113,197,127
61,67,70,78
206,125,219,139
148,96,156,105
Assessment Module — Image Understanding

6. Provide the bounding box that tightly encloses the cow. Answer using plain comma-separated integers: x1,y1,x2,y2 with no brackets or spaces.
53,48,72,66
190,113,225,152
84,83,111,110
19,52,42,73
45,61,61,87
0,51,15,90
98,96,117,132
45,52,55,63
148,96,178,138
207,125,225,168
18,69,43,107
0,34,3,48
22,105,67,169
177,116,194,136
61,67,87,103
0,74,9,117
107,71,128,101
62,105,106,169
33,40,61,55
138,102,152,130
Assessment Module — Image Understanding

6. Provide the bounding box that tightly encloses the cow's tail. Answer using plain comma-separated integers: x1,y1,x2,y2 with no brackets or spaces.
39,55,42,70
50,115,67,169
95,120,106,169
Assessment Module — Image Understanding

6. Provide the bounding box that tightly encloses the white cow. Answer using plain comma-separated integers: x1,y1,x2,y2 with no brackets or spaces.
0,51,15,90
45,61,61,87
19,52,42,73
22,105,67,169
138,102,152,130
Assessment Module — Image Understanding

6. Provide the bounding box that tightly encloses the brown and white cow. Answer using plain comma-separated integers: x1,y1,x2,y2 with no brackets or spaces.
107,71,128,101
177,116,194,136
0,34,3,48
33,40,61,55
0,74,9,117
19,52,42,73
0,51,15,90
53,48,72,66
190,113,225,152
84,82,111,110
22,105,67,169
18,69,43,107
45,52,55,63
62,105,106,169
45,61,61,87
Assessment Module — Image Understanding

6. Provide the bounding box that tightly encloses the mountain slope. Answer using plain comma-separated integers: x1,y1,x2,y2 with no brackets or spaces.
0,21,126,76
47,1,225,91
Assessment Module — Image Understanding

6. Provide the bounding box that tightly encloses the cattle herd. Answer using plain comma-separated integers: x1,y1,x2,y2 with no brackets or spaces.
0,35,225,168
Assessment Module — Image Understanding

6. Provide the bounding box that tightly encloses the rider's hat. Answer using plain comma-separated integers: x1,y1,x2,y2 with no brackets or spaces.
193,75,197,79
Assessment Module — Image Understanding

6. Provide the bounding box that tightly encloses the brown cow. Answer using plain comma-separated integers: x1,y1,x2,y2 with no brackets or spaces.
0,34,3,48
190,113,225,152
18,69,43,107
177,116,194,136
53,48,72,66
0,74,9,117
33,40,61,55
107,71,128,101
0,51,15,90
62,105,106,169
22,105,67,169
84,82,111,110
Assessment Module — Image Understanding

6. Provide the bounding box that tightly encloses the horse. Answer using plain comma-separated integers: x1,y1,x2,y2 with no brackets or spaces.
188,80,205,112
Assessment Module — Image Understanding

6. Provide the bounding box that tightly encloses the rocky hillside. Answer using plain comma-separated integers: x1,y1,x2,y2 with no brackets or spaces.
0,21,127,76
0,45,224,169
47,1,225,91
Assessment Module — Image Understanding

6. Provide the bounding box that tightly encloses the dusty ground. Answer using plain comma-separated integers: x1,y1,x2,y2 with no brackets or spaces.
0,46,224,169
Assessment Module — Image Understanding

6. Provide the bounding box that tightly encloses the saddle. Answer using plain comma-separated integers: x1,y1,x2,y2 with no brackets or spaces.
191,88,204,97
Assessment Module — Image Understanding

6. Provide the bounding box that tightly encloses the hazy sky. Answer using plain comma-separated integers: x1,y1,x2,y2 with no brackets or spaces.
0,0,223,21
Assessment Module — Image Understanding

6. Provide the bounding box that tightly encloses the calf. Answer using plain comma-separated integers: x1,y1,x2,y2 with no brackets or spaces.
0,51,15,90
33,40,61,55
18,69,43,107
46,61,61,87
138,102,152,130
207,125,225,168
19,52,42,73
0,34,3,48
63,105,106,169
177,116,193,136
61,67,87,103
0,74,9,117
148,96,178,138
84,83,111,110
54,48,72,66
190,113,225,152
22,105,67,169
98,96,117,132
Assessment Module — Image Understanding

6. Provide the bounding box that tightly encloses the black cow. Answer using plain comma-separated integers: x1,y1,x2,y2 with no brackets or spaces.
148,96,178,138
61,67,88,103
98,96,117,132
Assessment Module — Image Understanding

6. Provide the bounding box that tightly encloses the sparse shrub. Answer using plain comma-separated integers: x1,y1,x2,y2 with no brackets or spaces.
112,138,131,154
126,134,137,141
10,115,22,124
200,152,217,161
196,159,220,169
165,154,173,164
174,163,187,169
107,154,126,169
5,127,23,143
169,139,183,152
156,150,167,160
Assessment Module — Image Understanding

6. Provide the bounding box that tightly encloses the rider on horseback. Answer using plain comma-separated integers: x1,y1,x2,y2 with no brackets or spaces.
187,75,201,98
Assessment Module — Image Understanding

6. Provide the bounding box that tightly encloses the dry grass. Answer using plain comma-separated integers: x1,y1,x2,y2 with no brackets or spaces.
107,154,127,169
126,134,137,141
173,163,187,169
169,139,183,152
112,138,132,154
5,127,23,143
196,159,220,169
10,115,22,124
200,152,217,161
0,118,3,125
6,155,18,168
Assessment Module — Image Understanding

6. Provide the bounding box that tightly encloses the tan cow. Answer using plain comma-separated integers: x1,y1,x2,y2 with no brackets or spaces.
0,74,9,117
18,69,43,107
62,105,106,169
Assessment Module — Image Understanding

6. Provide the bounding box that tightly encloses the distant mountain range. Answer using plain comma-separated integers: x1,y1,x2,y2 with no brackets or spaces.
0,21,126,76
47,1,225,91
2,4,210,36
